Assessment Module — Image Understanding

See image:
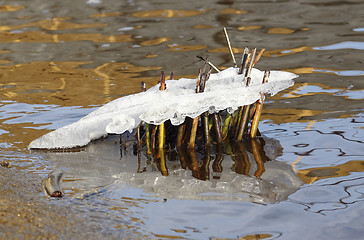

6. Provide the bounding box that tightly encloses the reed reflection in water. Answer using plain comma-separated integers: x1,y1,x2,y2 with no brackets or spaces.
40,126,302,204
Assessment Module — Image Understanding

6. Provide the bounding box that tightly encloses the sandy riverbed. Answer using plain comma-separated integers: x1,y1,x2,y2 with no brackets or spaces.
0,164,110,239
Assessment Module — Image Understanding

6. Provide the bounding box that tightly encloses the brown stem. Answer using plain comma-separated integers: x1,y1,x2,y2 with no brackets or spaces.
203,112,210,146
239,47,249,75
245,48,257,79
236,105,250,141
250,71,270,138
213,113,223,145
253,48,266,66
188,116,199,149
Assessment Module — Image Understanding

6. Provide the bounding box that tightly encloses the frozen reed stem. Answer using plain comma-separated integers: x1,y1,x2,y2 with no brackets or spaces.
223,27,237,67
189,65,211,149
250,70,270,138
141,82,151,155
158,71,166,150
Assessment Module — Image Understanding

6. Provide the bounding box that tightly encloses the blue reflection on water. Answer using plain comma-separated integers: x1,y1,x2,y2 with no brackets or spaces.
314,41,364,50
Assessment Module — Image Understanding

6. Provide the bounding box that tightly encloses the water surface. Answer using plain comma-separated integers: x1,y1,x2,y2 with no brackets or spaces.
1,0,364,239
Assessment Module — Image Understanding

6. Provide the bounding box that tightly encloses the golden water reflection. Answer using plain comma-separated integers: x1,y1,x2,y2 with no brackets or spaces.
297,160,364,184
238,25,263,31
132,9,209,18
0,4,24,12
267,27,296,34
0,17,106,32
140,37,170,46
220,8,247,14
0,61,161,107
168,44,208,52
0,31,133,43
90,12,124,18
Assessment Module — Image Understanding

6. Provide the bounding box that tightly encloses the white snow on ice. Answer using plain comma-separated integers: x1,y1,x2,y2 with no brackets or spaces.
28,67,298,149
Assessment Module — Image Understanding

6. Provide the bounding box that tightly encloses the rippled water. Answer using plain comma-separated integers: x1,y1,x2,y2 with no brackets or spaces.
1,0,364,239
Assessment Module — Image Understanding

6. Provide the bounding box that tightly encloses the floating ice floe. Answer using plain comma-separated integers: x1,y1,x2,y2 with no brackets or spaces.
28,67,298,149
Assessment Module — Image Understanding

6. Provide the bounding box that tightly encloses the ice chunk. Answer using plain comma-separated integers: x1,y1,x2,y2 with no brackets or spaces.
28,67,298,149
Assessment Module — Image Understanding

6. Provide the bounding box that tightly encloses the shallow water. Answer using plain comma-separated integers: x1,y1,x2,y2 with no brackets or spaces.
1,0,364,239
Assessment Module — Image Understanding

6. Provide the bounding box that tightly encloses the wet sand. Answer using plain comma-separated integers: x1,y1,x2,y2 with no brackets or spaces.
0,165,107,239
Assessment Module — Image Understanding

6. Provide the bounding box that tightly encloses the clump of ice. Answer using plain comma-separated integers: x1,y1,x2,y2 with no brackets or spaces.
109,159,303,203
29,67,298,149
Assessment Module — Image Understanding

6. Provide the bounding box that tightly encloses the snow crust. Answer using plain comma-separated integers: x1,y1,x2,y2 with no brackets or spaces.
29,67,297,149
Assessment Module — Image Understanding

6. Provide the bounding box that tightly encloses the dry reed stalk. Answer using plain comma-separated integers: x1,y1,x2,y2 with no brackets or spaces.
188,117,199,149
197,56,221,73
253,48,265,66
250,71,270,138
236,105,250,141
239,47,249,74
233,48,257,140
223,27,237,67
189,65,211,149
245,48,257,79
158,71,166,150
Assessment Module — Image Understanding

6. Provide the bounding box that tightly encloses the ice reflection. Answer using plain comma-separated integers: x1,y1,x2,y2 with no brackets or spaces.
39,133,302,204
